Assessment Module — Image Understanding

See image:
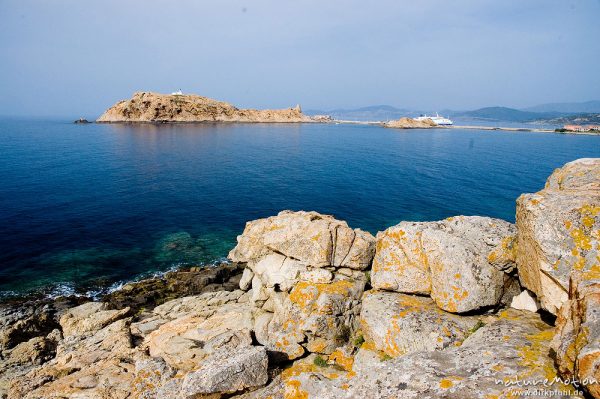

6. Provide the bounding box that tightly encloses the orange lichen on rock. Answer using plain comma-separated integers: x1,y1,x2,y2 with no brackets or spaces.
289,280,355,313
329,348,354,372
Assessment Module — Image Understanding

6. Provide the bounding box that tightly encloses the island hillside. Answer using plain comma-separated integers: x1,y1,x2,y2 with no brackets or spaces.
97,92,313,123
2,158,600,398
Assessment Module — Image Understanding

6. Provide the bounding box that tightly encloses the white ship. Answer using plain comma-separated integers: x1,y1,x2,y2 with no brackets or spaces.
415,113,453,126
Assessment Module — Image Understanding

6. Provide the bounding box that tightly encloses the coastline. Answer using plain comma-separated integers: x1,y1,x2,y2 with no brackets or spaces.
90,117,599,135
329,119,599,135
2,159,599,398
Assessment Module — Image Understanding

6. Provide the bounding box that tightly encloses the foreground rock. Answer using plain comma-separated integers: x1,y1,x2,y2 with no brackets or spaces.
8,287,268,399
0,296,86,397
229,210,375,359
141,290,252,371
360,291,481,357
263,311,582,398
4,158,600,398
553,277,600,398
180,346,268,398
384,117,436,129
97,92,314,123
517,158,600,314
371,216,518,313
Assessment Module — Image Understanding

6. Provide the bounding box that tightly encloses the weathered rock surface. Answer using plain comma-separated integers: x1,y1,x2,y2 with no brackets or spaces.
229,210,375,270
516,158,600,314
10,316,137,398
97,92,314,123
360,290,480,357
0,296,87,398
59,301,130,337
372,216,518,312
0,296,83,352
228,211,375,360
384,117,436,129
270,311,581,398
553,277,600,398
180,346,268,398
142,291,253,370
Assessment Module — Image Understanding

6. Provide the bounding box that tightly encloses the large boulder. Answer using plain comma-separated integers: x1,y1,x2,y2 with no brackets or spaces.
229,211,375,359
553,277,600,398
229,210,375,270
267,277,366,358
372,216,518,313
360,291,481,357
516,158,600,314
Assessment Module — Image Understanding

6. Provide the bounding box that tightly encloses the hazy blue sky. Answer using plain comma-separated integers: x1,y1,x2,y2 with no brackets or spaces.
1,0,599,117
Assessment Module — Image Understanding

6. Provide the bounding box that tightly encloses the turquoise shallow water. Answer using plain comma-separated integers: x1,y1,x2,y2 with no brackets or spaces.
1,119,599,297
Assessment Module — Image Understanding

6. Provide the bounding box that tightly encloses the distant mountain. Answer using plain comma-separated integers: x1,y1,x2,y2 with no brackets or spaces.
523,100,600,114
305,105,413,121
451,107,563,123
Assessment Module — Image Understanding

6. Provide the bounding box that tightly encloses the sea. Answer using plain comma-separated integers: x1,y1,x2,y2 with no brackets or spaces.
1,118,599,299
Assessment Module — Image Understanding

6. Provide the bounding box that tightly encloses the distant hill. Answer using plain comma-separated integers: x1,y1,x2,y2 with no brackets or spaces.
306,103,600,124
452,107,563,123
543,113,600,125
523,100,600,114
305,105,413,121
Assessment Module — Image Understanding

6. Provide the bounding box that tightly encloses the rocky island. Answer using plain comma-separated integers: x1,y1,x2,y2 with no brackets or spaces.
1,158,599,398
384,117,436,129
97,92,314,123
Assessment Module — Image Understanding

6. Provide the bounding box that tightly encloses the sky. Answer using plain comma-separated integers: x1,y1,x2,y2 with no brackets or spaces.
0,0,599,117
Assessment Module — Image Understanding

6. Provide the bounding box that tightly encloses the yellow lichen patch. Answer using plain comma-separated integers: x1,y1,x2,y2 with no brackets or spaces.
384,317,404,357
439,379,454,389
571,228,592,252
438,376,462,389
284,379,309,399
488,236,517,264
329,349,354,372
565,220,573,230
282,362,318,380
307,339,328,354
492,364,505,372
516,329,557,381
289,280,355,313
498,310,521,321
584,265,600,280
360,340,377,352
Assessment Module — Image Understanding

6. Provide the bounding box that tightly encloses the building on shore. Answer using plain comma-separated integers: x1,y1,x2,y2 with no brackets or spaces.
564,124,600,132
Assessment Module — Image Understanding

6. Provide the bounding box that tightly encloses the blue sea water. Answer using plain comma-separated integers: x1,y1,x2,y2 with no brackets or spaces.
1,119,599,297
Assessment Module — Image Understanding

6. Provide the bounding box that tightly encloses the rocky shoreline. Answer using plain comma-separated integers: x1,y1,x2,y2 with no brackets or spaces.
1,158,599,398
